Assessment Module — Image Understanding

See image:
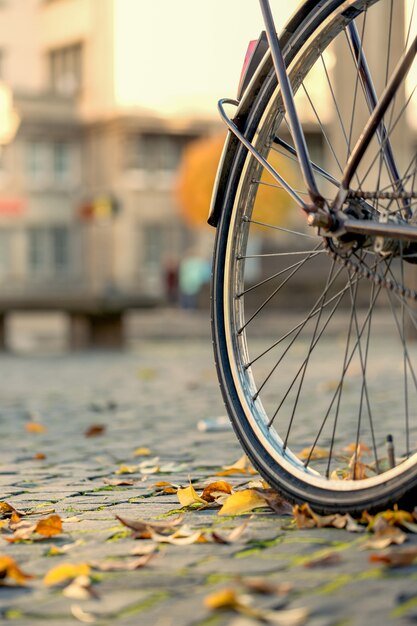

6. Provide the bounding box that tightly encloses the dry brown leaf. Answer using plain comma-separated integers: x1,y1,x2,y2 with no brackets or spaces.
116,514,184,536
103,478,135,486
0,555,33,585
369,546,417,567
254,489,292,515
344,442,371,455
201,481,233,503
63,575,97,600
70,605,96,624
303,552,343,568
35,514,63,537
363,526,408,550
33,453,46,460
239,577,292,595
177,483,207,507
90,554,154,571
130,543,158,556
25,422,47,434
43,563,91,586
212,521,250,544
5,520,37,542
218,489,267,516
293,503,349,530
84,424,106,438
151,526,208,545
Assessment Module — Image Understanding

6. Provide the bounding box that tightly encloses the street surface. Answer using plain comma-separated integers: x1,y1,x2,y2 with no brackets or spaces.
0,311,416,625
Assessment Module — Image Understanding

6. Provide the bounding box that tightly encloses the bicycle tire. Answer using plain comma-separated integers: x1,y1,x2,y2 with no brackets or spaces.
212,0,417,514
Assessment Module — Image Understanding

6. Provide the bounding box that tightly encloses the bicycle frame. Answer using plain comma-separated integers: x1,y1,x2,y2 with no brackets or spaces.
216,0,417,242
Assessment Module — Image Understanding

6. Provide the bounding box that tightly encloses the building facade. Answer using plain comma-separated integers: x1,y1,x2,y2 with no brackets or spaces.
0,0,220,305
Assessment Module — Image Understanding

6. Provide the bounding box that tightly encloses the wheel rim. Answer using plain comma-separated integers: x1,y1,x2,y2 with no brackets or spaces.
222,0,417,493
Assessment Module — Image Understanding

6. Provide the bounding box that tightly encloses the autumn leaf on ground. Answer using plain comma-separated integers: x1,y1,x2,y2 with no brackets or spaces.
344,442,371,456
204,586,308,624
254,489,292,515
365,506,414,531
116,514,184,539
201,481,233,503
115,464,139,475
44,563,91,586
90,554,154,571
103,478,135,486
177,483,207,507
26,422,47,434
151,525,208,545
212,521,250,544
33,452,46,460
293,503,351,530
35,515,63,537
0,556,33,585
133,447,151,457
0,502,23,519
71,604,97,624
297,446,330,461
369,546,417,567
239,577,292,595
363,526,408,550
303,552,343,568
218,489,267,516
216,455,258,476
63,575,98,600
84,424,106,438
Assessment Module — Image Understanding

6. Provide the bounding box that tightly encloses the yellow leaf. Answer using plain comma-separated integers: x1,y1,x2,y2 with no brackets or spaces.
177,484,207,507
218,489,267,516
35,515,63,537
0,502,19,519
134,447,151,457
43,563,90,586
0,556,33,585
115,465,139,475
204,587,241,610
297,446,330,461
26,422,46,434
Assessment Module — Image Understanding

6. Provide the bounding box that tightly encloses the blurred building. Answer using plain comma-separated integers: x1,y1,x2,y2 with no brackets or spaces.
0,0,220,306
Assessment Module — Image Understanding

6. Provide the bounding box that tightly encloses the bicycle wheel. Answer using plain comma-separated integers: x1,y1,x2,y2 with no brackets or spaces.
212,0,417,514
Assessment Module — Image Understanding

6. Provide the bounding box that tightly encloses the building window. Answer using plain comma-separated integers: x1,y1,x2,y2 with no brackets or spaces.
26,140,78,188
49,43,83,96
143,223,164,271
130,133,193,172
27,226,71,276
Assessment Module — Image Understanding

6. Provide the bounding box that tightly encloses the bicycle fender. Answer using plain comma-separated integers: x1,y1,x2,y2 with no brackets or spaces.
207,0,322,228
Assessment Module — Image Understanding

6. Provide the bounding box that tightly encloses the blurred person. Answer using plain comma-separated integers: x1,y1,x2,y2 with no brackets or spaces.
178,253,210,309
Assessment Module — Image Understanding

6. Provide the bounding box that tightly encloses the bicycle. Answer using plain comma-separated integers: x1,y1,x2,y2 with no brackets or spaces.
209,0,417,514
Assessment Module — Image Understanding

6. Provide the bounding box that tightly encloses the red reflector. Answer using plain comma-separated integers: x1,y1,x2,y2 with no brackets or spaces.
237,39,258,98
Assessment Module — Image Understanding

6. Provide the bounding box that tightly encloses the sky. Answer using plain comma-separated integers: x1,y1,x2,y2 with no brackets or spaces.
114,0,297,117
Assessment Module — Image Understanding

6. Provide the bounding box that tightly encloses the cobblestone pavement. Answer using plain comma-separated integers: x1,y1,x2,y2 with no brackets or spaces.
0,320,417,626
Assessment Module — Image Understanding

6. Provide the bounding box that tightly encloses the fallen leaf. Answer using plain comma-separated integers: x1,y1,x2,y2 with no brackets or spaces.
84,424,106,438
44,563,91,586
116,514,184,537
304,552,342,568
254,489,292,515
293,504,350,530
130,543,158,556
33,453,46,460
297,446,330,461
212,521,250,544
35,515,63,537
369,546,417,567
177,483,207,507
0,502,22,519
134,447,151,457
115,464,139,475
0,556,33,585
26,422,47,434
71,605,96,624
218,489,267,516
201,481,233,503
216,455,258,476
63,575,97,600
239,577,292,595
344,442,371,455
90,554,154,571
103,479,135,486
151,526,208,545
204,587,241,610
363,526,408,550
